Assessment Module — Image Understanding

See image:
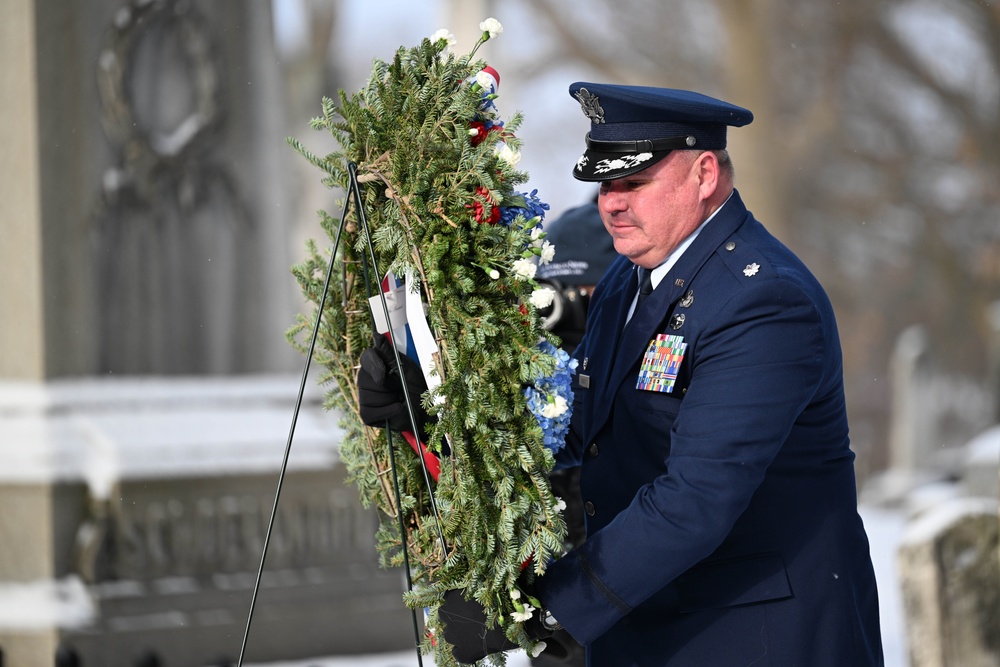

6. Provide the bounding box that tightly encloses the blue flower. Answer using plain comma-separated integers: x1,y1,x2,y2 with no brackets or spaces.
500,189,550,227
524,341,577,452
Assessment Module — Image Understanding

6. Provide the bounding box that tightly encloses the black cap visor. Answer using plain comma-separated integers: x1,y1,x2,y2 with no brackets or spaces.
572,134,699,182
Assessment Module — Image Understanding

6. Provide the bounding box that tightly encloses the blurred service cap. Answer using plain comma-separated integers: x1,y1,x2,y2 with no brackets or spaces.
538,202,617,286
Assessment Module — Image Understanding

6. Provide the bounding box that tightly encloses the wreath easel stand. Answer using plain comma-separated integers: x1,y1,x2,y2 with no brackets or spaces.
235,162,439,667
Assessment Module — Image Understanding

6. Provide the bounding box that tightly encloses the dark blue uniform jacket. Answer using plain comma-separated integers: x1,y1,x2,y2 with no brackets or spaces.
538,190,884,666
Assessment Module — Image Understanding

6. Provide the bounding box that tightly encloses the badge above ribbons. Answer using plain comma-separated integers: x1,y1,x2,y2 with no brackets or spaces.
637,334,687,393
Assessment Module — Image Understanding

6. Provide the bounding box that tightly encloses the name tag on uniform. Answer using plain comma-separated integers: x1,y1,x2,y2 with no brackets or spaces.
637,334,687,393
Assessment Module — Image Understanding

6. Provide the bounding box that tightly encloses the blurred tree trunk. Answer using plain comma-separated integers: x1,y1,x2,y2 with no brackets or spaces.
716,0,786,239
277,0,344,264
444,0,492,54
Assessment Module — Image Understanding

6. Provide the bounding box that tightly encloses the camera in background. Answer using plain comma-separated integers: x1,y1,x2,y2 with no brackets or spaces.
537,201,617,354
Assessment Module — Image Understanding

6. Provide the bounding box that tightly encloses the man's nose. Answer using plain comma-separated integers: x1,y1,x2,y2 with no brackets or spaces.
599,186,626,214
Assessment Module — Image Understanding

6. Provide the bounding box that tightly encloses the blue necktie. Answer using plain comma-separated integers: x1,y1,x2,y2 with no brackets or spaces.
635,268,654,312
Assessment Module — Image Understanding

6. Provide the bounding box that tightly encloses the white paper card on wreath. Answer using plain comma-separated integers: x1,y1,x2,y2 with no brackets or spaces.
368,281,407,337
404,268,445,404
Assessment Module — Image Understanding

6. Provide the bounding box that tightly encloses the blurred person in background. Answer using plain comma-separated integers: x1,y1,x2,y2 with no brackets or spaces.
536,197,616,354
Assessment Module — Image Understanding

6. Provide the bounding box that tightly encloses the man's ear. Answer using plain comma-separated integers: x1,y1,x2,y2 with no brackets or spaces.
695,150,721,199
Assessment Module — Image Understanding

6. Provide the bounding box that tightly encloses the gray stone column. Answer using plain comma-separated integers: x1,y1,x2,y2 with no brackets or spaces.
988,301,1000,424
864,324,941,504
0,0,93,379
889,325,935,473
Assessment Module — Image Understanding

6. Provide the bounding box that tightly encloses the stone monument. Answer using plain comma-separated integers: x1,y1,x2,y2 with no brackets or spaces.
0,1,413,664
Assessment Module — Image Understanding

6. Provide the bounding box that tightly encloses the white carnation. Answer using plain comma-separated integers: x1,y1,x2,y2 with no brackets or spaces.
511,604,535,623
430,29,456,48
530,287,555,309
475,70,495,91
495,143,522,167
539,240,555,265
540,395,569,418
479,17,503,38
512,258,537,280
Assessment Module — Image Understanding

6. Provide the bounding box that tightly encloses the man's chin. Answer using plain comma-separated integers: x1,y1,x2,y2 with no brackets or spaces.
612,241,649,265
610,236,639,256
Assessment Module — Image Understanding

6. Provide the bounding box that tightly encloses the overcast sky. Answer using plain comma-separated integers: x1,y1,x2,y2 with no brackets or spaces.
273,0,600,220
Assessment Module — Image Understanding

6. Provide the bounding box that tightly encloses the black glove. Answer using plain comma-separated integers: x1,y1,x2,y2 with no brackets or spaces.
531,628,580,664
439,589,554,664
439,589,518,664
357,335,429,435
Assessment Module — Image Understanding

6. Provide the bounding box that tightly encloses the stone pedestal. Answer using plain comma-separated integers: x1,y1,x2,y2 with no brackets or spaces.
962,426,1000,501
897,498,1000,667
0,377,413,666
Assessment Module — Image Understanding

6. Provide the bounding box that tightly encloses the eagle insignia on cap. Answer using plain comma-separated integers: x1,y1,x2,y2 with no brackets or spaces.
594,153,653,175
574,88,605,124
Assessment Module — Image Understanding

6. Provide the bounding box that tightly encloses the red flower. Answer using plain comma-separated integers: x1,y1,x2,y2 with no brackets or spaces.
469,121,502,147
468,186,501,224
469,121,487,146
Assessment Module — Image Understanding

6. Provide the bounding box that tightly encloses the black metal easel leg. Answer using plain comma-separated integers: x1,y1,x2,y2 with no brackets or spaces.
237,162,444,667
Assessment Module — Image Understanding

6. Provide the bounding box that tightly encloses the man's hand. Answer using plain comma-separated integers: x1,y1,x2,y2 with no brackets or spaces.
439,590,518,664
439,589,559,664
356,335,429,435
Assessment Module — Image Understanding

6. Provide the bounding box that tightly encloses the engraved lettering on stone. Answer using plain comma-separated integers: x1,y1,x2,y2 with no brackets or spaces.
92,478,378,581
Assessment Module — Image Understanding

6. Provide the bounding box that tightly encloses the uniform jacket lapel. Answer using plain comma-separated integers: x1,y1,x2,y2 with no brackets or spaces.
582,259,635,422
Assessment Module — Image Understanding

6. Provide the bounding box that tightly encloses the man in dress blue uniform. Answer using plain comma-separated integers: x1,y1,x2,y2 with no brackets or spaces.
443,82,884,666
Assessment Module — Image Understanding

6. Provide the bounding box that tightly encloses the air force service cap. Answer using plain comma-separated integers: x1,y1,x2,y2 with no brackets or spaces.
569,82,753,182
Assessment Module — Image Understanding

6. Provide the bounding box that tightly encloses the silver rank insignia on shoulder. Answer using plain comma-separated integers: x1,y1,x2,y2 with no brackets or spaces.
678,290,694,308
669,313,686,330
743,262,760,277
574,88,605,123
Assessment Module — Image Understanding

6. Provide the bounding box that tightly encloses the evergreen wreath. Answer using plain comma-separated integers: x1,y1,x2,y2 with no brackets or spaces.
288,19,572,665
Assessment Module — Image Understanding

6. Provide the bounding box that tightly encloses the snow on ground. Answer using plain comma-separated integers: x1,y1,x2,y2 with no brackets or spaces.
861,504,910,667
251,505,911,667
250,650,531,667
